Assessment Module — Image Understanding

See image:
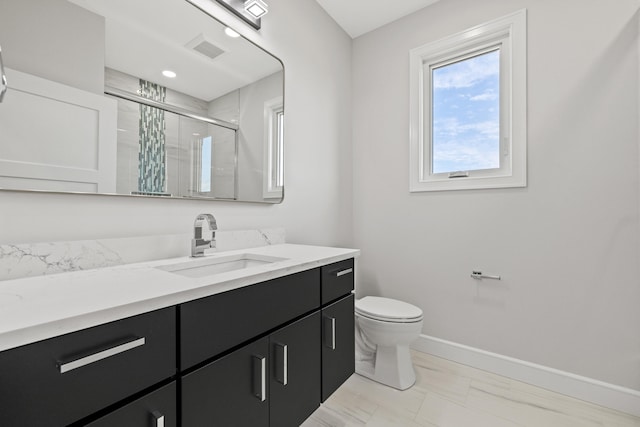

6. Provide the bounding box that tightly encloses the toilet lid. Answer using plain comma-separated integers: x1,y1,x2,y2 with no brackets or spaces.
355,296,423,322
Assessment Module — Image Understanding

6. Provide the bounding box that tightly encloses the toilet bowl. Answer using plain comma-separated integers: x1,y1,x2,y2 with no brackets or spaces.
354,296,423,390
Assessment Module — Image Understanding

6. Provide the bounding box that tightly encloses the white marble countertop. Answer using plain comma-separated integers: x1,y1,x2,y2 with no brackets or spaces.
0,244,359,353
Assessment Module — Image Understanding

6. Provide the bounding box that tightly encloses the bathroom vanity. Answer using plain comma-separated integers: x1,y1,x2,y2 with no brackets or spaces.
0,244,358,426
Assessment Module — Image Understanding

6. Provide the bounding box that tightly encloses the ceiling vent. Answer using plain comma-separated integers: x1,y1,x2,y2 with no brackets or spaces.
186,34,225,61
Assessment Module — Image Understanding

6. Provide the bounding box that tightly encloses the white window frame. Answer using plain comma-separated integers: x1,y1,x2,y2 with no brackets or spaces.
409,10,527,192
199,136,213,193
263,96,284,199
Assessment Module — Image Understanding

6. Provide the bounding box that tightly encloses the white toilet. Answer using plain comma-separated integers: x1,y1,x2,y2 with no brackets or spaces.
354,296,423,390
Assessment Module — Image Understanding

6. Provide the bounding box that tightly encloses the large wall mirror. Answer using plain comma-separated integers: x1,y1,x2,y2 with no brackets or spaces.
0,0,284,203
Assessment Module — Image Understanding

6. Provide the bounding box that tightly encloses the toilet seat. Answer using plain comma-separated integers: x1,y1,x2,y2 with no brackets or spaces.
355,296,423,323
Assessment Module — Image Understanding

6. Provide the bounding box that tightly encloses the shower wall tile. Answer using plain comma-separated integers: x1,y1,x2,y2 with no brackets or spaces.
138,79,167,194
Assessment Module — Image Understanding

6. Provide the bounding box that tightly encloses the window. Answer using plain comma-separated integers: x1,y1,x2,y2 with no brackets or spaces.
199,136,213,193
264,97,284,199
409,10,527,192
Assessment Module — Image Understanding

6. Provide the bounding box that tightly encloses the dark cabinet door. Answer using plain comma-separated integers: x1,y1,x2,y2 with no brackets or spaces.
321,294,355,402
181,337,269,427
85,382,177,427
269,312,321,427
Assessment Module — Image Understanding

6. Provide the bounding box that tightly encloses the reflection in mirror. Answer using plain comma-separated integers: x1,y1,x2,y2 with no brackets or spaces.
0,0,284,203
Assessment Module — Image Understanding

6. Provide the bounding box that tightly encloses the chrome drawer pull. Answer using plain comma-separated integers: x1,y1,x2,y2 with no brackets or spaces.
252,355,267,402
335,268,353,277
0,44,7,103
275,343,288,385
58,337,146,373
324,316,336,350
151,411,165,427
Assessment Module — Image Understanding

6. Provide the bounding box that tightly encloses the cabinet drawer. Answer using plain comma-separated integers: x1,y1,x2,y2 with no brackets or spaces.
0,307,176,427
180,268,320,370
85,382,177,427
321,258,354,305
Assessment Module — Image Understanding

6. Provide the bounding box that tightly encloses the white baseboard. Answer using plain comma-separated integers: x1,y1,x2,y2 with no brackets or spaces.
412,334,640,417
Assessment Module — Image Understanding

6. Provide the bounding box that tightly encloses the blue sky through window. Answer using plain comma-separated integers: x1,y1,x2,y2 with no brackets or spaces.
200,136,212,192
431,49,500,174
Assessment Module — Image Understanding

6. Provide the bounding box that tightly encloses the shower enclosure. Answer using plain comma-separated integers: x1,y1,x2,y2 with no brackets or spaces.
109,73,238,200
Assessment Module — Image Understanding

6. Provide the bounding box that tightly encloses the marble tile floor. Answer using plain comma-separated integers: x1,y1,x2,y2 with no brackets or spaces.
302,351,640,427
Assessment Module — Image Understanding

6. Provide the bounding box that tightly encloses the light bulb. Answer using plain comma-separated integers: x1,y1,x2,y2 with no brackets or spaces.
224,27,240,38
244,0,268,18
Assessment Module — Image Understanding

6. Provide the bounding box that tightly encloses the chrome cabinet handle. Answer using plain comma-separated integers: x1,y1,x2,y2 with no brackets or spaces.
252,355,266,401
335,268,353,277
151,410,165,427
58,337,146,374
0,44,7,103
323,316,336,350
275,343,288,385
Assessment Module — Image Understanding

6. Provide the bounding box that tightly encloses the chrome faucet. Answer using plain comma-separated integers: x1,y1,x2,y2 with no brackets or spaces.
191,213,217,257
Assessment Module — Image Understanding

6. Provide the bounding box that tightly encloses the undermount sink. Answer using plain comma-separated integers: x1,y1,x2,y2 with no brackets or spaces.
156,253,288,278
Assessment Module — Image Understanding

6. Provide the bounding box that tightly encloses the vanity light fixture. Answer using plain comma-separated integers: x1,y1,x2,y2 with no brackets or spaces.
211,0,264,30
224,27,241,38
244,0,268,18
162,70,177,78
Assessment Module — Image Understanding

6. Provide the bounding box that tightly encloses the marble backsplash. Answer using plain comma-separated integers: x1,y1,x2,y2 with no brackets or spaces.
0,228,285,281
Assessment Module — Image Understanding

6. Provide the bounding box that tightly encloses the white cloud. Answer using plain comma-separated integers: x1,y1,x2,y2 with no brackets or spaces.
433,118,499,140
432,119,500,172
470,91,498,101
432,141,500,172
433,50,499,90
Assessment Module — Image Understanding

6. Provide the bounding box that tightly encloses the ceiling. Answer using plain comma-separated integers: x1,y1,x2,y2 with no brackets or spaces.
68,0,282,101
314,0,441,39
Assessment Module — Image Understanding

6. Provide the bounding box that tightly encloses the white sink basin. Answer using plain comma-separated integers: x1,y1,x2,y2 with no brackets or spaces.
156,253,288,278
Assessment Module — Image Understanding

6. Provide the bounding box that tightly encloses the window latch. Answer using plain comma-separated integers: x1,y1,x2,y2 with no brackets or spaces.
448,171,469,179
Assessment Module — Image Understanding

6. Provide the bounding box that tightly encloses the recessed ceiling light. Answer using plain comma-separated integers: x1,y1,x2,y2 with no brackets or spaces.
244,0,268,18
224,27,240,38
162,70,177,78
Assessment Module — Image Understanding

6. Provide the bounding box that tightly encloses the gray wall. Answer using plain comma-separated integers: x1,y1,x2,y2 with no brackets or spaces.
237,72,282,201
352,0,640,390
0,0,105,93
